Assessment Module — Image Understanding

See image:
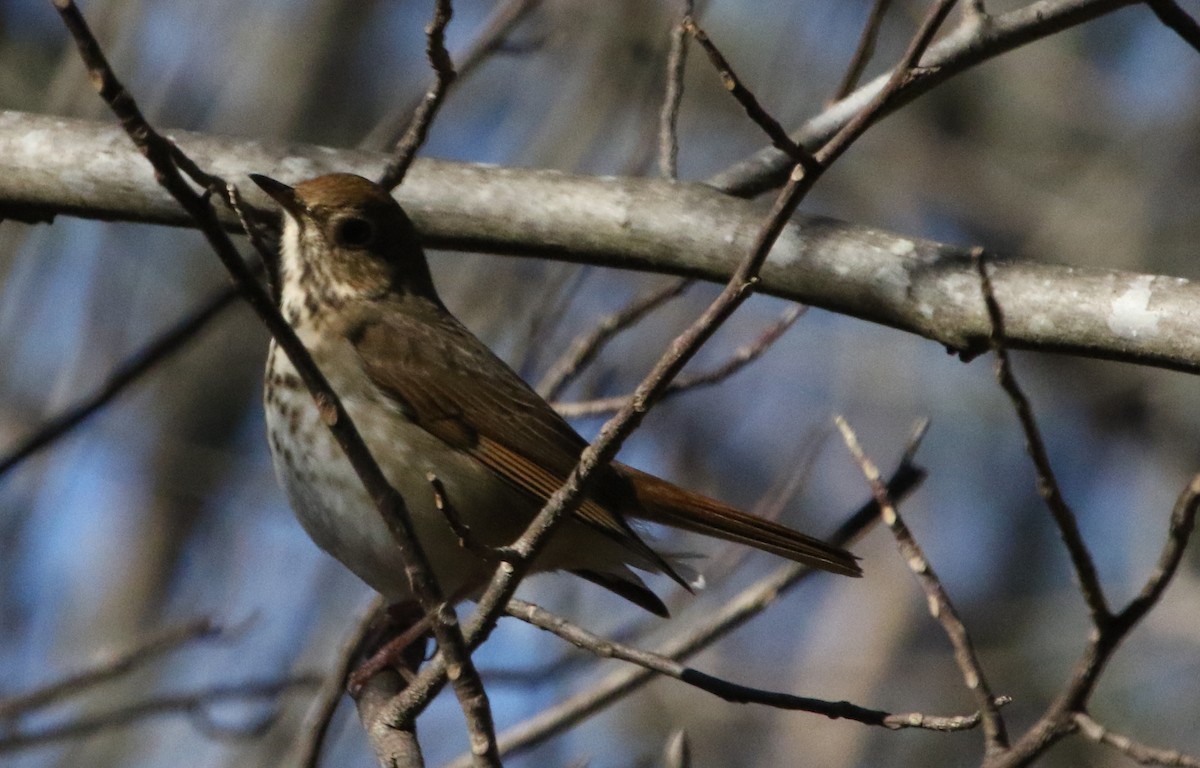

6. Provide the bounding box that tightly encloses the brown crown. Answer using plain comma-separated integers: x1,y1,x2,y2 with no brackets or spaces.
292,173,401,213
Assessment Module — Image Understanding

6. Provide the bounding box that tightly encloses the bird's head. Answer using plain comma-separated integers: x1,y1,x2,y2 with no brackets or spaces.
250,172,437,322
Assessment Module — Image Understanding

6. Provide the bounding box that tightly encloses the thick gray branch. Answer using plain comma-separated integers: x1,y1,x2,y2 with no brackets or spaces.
3,110,1198,374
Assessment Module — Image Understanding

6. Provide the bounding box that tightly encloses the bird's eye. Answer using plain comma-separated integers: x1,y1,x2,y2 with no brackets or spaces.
332,216,376,248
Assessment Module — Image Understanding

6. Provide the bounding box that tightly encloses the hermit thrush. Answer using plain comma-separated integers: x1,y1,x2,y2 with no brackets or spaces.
252,172,859,617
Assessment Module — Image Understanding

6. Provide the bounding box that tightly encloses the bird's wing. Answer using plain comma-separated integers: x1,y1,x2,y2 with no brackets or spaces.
345,299,684,584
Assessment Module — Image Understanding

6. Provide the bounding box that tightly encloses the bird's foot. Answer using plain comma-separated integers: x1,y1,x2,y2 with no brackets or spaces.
347,601,432,696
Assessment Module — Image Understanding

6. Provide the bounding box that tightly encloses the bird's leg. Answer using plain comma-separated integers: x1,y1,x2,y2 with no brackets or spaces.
347,580,485,695
347,601,431,695
349,480,514,695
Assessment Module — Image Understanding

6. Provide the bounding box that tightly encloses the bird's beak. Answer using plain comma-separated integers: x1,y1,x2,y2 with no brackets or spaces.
249,174,304,219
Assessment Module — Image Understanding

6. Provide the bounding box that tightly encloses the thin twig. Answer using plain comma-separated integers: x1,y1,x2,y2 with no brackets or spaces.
226,181,283,301
507,597,999,731
1114,475,1200,631
702,423,831,581
428,472,518,563
1074,712,1200,768
809,0,959,170
51,3,495,764
175,145,281,275
378,8,501,753
974,249,1110,625
517,265,593,379
535,277,692,400
834,416,1009,755
443,450,926,766
362,0,541,152
0,619,220,720
553,303,804,417
1146,0,1200,53
293,598,384,768
991,473,1200,767
708,0,1141,198
962,258,1200,768
658,0,694,180
684,18,818,174
374,6,503,758
0,287,239,479
0,676,320,754
832,0,894,101
378,0,457,191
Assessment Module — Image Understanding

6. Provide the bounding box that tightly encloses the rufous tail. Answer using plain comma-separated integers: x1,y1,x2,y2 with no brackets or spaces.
623,466,862,577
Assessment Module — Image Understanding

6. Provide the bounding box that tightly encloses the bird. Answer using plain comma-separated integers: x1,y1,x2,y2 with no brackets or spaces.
251,172,860,618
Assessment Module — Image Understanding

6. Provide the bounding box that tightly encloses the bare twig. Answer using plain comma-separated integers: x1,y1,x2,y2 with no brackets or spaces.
640,302,804,389
372,8,503,756
535,277,692,400
0,287,239,479
809,0,959,169
378,0,457,191
507,597,998,731
709,0,1141,197
970,245,1200,767
51,3,495,764
226,181,283,300
362,0,541,152
1114,477,1200,632
834,416,1009,755
443,451,926,766
832,0,894,101
659,0,694,179
700,425,830,580
990,474,1200,767
975,249,1110,625
428,472,519,563
0,619,220,720
1074,712,1200,768
294,599,384,768
517,265,593,378
683,18,818,174
1146,0,1200,53
0,676,320,754
553,303,803,417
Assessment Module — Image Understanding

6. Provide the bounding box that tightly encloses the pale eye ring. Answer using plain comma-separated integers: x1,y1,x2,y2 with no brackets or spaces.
332,216,376,249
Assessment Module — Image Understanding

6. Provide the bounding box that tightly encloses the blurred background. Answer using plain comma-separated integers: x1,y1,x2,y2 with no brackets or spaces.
2,0,1200,765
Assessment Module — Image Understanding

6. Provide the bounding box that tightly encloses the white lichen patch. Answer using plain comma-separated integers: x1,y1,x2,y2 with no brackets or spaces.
1107,274,1161,339
277,155,320,181
767,225,807,267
